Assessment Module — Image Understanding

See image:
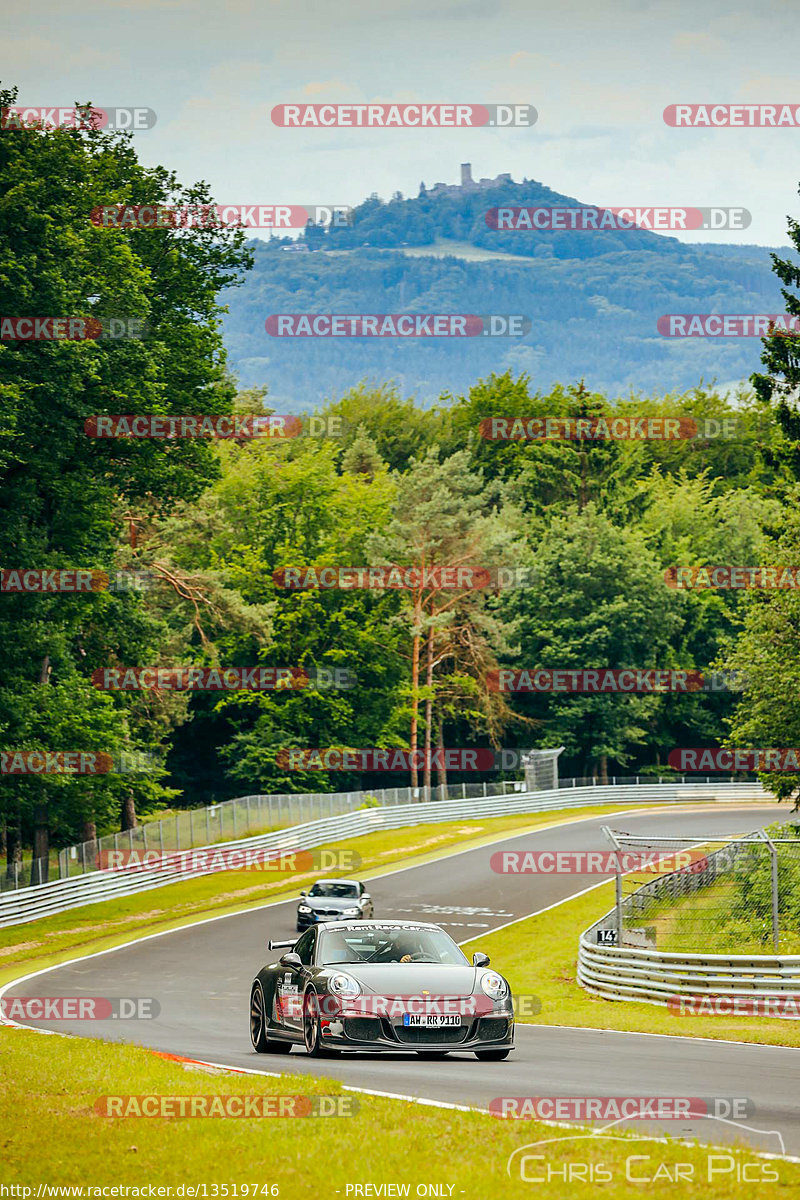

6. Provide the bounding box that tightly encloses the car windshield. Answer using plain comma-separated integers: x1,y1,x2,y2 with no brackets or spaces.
318,925,468,966
308,882,359,899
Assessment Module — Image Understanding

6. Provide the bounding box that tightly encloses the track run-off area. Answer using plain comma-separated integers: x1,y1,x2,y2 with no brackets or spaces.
4,803,799,1157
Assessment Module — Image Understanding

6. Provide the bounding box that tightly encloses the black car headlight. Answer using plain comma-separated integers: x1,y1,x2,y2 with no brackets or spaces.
480,971,509,1000
328,973,362,997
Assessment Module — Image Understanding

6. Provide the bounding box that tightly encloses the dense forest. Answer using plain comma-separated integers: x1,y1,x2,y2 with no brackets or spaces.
3,84,800,878
223,177,785,404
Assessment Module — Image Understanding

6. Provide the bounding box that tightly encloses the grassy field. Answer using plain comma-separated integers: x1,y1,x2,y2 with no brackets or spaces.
1,1026,796,1197
0,803,658,985
466,882,800,1047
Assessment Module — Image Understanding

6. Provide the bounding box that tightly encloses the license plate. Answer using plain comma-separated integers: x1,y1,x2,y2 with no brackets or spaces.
402,1013,461,1027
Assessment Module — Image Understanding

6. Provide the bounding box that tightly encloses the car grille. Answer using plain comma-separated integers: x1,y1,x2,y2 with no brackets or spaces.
313,908,343,916
478,1017,510,1040
344,1017,382,1041
393,1025,468,1045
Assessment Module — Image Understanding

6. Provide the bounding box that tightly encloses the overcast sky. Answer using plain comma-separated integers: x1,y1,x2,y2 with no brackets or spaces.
4,0,799,246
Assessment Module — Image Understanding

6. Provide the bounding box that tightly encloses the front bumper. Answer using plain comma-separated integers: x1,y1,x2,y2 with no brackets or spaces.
320,1012,515,1053
297,911,360,928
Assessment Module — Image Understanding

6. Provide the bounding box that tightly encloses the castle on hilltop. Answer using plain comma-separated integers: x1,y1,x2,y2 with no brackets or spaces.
421,163,513,196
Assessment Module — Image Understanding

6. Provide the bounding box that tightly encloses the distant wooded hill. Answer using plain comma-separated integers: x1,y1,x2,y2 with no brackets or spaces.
220,174,787,406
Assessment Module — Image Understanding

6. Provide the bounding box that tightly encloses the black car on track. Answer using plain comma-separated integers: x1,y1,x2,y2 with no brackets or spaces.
249,919,514,1059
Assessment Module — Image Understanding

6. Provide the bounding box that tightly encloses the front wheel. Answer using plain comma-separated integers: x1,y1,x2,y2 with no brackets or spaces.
303,991,337,1057
250,982,292,1054
475,1048,511,1061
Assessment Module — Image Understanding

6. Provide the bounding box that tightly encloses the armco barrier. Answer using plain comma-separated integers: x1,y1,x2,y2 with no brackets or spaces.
0,781,766,928
578,935,800,1006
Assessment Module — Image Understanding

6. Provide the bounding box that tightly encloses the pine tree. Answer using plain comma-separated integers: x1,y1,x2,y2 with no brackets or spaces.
341,425,383,481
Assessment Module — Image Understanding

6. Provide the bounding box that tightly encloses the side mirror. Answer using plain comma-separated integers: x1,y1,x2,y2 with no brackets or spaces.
361,894,371,901
472,951,490,968
299,890,306,897
279,951,303,970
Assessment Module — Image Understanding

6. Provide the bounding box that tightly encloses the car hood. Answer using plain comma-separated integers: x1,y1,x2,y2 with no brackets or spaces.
323,963,480,996
303,896,360,909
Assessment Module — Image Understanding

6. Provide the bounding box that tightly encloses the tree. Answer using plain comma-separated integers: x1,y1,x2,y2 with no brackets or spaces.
368,447,525,788
724,495,800,809
506,503,682,779
0,83,252,862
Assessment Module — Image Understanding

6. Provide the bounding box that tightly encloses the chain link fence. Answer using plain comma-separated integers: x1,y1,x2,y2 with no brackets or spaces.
602,820,800,954
3,778,535,891
1,770,766,892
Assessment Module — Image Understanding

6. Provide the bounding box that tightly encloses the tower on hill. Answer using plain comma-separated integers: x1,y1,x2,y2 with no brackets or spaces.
461,162,473,186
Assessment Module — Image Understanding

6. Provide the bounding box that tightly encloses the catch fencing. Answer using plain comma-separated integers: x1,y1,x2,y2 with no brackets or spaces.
578,821,800,1008
0,780,766,927
2,771,764,892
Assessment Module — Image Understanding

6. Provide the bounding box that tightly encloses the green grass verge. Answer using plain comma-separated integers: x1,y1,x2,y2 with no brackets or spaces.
466,882,800,1047
2,1026,796,1196
0,804,661,985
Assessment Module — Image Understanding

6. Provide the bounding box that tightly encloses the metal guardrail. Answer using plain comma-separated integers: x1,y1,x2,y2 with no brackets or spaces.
0,781,766,928
578,937,800,1005
23,771,763,890
578,830,800,1006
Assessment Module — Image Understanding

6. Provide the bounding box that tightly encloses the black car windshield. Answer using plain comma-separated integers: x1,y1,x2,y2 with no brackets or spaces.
318,925,468,966
308,882,359,899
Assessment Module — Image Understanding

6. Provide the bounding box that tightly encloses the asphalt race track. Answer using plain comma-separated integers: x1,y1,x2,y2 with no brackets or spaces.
6,804,800,1157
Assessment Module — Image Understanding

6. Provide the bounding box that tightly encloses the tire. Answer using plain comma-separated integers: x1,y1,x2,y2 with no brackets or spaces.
303,990,337,1057
416,1051,448,1059
475,1048,511,1061
250,982,292,1054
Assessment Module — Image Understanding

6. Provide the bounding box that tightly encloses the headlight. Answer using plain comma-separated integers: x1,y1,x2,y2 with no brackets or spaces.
342,907,360,916
480,971,509,999
328,973,361,996
298,905,312,914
